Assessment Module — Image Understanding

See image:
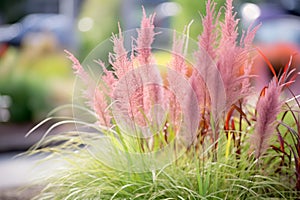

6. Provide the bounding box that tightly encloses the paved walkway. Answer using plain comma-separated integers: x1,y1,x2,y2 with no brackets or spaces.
0,122,72,198
0,152,60,188
0,152,66,199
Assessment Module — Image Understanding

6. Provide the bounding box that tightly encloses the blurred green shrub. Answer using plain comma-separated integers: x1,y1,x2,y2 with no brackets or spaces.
0,75,51,122
77,0,120,60
0,46,73,123
171,0,225,40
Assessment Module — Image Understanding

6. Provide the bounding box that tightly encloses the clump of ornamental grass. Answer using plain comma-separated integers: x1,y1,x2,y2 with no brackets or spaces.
30,132,298,200
28,0,300,199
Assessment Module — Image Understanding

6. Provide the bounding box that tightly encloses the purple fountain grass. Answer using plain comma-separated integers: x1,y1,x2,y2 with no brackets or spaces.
93,89,112,126
67,8,164,131
65,50,111,126
188,72,210,112
165,32,187,127
189,0,218,117
251,50,299,165
37,0,300,197
95,59,116,97
169,31,188,76
279,91,300,191
240,24,261,95
219,0,239,45
198,0,219,60
191,0,214,109
65,50,89,85
203,0,260,109
66,0,262,147
136,7,156,66
93,60,116,126
251,78,283,159
111,9,162,129
135,8,164,127
186,0,260,148
106,23,145,127
108,23,133,80
187,0,261,117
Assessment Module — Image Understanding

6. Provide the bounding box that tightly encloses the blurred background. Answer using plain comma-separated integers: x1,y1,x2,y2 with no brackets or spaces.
0,0,299,198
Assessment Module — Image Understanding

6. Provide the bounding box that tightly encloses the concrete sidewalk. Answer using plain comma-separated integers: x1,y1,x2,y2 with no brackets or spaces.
0,122,73,198
0,152,65,199
0,152,56,188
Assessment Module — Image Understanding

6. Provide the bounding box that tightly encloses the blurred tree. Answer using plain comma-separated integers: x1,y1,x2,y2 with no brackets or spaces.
77,0,120,60
0,40,73,122
171,0,225,40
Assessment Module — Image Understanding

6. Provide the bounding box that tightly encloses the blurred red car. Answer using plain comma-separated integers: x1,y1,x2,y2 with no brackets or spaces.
239,0,300,95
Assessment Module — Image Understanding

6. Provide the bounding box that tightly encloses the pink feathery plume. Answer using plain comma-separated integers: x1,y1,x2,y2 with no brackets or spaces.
65,50,111,126
93,89,111,126
166,31,189,125
193,0,221,110
216,0,260,109
109,23,132,79
169,31,188,76
165,32,187,128
198,0,220,60
217,45,242,108
251,78,282,159
220,0,239,45
188,52,212,136
107,22,148,128
192,0,228,123
240,23,261,95
94,59,116,97
93,60,116,125
136,7,156,66
167,28,205,142
189,71,210,111
216,0,240,108
65,50,89,84
243,23,261,49
106,21,146,128
135,7,164,127
112,71,146,127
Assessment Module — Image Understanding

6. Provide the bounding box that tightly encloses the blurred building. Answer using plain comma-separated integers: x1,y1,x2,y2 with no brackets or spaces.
0,0,83,50
238,0,300,94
